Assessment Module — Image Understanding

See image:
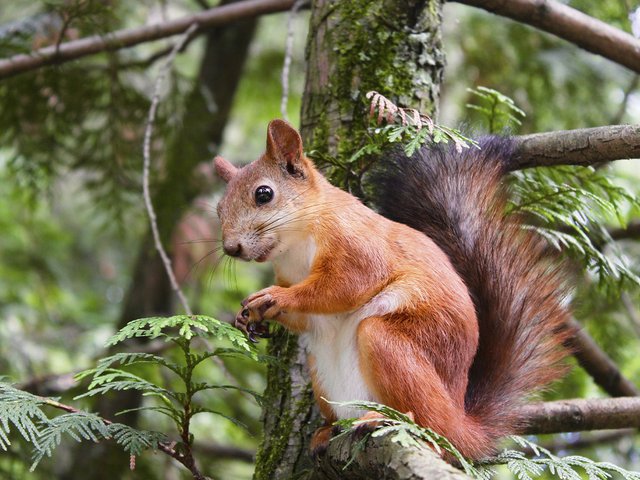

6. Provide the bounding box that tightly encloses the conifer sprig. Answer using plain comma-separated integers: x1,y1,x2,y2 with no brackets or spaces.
0,314,260,478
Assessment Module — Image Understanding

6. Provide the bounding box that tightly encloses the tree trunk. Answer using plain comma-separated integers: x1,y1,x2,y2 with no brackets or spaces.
255,1,445,478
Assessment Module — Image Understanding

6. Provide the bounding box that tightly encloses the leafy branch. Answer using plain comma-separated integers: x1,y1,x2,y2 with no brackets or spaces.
508,165,640,295
0,314,261,479
331,401,640,480
486,436,640,480
366,90,478,156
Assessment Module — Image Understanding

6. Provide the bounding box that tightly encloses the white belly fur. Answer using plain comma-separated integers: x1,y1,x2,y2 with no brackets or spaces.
302,311,374,419
272,234,404,420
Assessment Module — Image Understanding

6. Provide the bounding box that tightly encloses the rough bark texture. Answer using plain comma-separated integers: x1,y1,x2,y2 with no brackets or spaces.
254,330,322,479
454,0,640,74
510,124,640,170
59,8,258,479
521,397,640,434
254,1,446,479
300,0,445,194
310,433,473,480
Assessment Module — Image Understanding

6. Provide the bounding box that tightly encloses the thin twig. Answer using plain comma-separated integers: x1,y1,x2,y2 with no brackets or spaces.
611,75,639,124
140,18,250,408
142,24,198,317
280,0,307,120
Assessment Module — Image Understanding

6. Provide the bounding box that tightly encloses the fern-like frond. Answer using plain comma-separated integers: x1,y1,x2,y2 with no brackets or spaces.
509,166,640,294
74,369,175,402
0,383,49,450
107,423,166,457
107,315,256,358
329,399,483,478
466,86,526,133
497,436,640,480
30,412,109,470
366,91,478,156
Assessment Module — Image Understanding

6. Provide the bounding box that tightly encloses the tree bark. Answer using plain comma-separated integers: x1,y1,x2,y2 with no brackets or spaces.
521,397,640,434
255,1,446,479
58,7,258,480
311,433,473,480
453,0,640,74
510,124,640,170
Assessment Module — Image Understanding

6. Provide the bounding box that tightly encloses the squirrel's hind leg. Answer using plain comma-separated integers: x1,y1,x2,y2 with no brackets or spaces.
356,315,489,459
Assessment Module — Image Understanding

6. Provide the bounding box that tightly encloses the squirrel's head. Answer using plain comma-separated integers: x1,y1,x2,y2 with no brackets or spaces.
214,119,320,262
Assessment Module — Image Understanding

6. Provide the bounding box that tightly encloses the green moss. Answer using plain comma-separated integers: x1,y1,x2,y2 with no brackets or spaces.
253,331,300,480
303,0,444,190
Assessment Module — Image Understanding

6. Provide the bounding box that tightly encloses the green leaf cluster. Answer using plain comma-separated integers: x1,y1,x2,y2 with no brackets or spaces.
1,314,262,473
508,166,640,296
330,400,483,478
488,436,640,480
466,86,526,133
0,382,165,471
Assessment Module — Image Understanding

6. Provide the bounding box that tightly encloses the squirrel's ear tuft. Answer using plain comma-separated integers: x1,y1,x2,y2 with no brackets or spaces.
214,156,238,183
266,119,306,177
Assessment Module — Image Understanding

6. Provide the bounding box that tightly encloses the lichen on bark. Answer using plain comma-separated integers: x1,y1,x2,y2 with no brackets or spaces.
301,0,445,189
254,1,445,478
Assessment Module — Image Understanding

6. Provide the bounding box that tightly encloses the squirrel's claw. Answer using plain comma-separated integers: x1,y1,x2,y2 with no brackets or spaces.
235,306,271,342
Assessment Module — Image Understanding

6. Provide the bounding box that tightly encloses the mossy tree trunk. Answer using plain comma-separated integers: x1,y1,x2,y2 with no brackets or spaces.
254,1,445,479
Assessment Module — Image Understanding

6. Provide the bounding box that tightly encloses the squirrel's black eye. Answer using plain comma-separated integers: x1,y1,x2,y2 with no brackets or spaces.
255,185,274,205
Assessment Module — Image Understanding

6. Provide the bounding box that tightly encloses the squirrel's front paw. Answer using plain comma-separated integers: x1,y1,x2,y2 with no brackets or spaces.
235,287,284,342
241,286,284,320
234,308,270,343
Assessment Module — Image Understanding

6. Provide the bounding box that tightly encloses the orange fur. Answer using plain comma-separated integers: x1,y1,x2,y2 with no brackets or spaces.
215,120,570,460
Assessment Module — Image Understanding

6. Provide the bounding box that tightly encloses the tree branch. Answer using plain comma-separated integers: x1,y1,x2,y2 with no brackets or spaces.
452,0,640,74
312,397,640,479
194,442,255,462
0,0,295,79
566,318,640,398
533,428,637,454
609,221,640,242
311,432,473,480
521,397,640,434
510,124,640,170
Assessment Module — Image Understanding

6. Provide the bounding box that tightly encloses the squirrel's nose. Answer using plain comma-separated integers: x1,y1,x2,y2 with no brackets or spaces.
223,241,243,257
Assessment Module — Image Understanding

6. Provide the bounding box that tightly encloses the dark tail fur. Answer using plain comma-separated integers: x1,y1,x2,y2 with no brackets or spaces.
370,138,572,446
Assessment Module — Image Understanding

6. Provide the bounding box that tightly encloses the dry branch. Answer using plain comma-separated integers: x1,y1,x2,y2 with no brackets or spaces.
521,397,640,434
0,0,295,79
510,124,640,170
453,0,640,74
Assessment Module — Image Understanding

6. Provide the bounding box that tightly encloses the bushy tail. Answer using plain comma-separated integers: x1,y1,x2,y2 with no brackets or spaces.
370,138,572,443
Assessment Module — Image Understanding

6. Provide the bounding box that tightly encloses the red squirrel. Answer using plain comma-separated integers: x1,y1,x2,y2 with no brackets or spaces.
214,119,571,460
